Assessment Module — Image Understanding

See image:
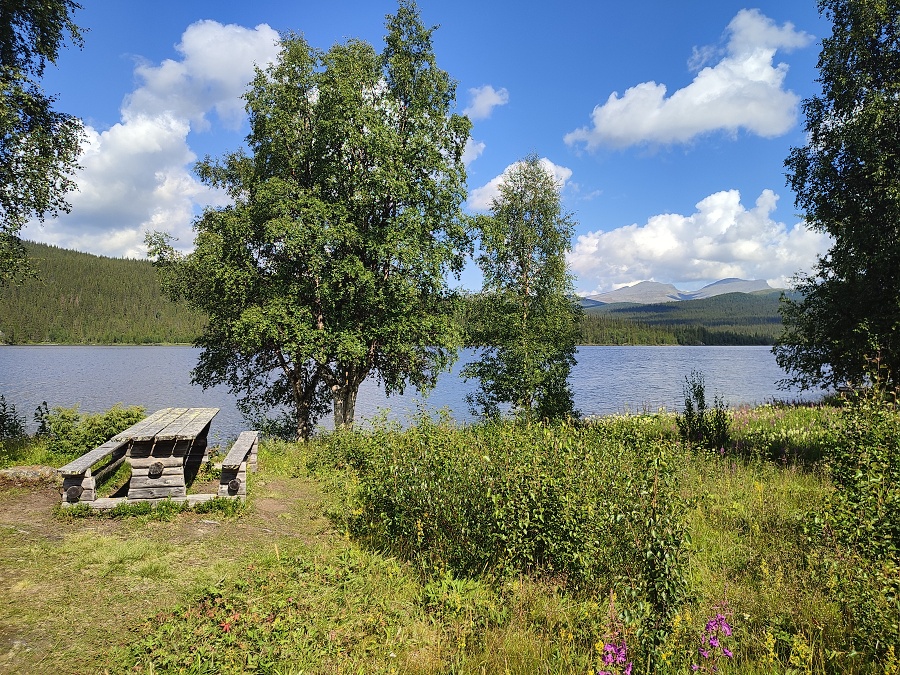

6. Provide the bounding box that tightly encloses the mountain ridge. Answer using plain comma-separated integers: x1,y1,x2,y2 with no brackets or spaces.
581,278,775,306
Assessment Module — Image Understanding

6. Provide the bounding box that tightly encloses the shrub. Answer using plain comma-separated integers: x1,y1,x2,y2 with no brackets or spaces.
0,395,26,439
349,417,690,664
45,403,146,459
676,370,730,453
812,377,900,658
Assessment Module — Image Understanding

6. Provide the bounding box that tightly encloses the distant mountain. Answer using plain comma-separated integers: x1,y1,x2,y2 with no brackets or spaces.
582,278,774,306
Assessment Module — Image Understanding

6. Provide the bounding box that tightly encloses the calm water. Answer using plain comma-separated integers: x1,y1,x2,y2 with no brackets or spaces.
0,345,818,442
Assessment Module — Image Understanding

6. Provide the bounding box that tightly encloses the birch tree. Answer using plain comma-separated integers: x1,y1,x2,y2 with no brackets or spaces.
150,1,470,439
463,155,580,420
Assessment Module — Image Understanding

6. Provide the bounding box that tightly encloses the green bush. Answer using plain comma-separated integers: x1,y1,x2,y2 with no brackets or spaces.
812,380,900,658
44,403,146,459
676,370,730,453
348,417,690,663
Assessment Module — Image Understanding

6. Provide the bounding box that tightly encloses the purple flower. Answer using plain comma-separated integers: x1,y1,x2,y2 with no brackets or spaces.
722,647,733,658
624,664,632,675
709,636,720,648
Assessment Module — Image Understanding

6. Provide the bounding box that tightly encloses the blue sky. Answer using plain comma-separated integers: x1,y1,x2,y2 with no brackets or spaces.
24,0,833,294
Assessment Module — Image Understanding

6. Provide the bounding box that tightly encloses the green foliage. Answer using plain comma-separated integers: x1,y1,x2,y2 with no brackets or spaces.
776,0,900,390
150,1,470,439
811,376,900,657
0,0,84,286
676,370,731,453
0,394,25,439
44,403,145,459
463,155,580,420
347,417,690,659
0,242,206,344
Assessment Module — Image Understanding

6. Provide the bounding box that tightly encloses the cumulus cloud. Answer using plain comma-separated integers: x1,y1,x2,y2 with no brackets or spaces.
462,137,486,166
564,9,812,150
569,189,831,293
23,20,280,258
462,85,509,120
467,158,573,211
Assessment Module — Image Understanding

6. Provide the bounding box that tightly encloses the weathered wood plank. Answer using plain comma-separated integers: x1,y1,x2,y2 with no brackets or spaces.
128,475,186,490
128,455,185,470
58,439,128,476
112,408,182,442
222,431,258,470
130,465,184,478
156,408,218,441
63,493,228,510
126,486,187,499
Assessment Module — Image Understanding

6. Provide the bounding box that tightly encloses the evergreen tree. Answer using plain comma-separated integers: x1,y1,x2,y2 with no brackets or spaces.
463,155,580,420
775,0,900,389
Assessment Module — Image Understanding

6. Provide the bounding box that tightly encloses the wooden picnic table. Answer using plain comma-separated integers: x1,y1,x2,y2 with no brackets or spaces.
121,407,219,501
59,407,220,506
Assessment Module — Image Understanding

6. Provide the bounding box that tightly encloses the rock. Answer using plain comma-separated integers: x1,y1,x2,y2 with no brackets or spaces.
0,466,60,486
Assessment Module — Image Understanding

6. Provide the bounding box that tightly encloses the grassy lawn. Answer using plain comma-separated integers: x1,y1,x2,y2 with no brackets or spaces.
0,403,896,674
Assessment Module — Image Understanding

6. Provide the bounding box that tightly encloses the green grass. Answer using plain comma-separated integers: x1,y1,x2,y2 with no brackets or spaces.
1,403,897,674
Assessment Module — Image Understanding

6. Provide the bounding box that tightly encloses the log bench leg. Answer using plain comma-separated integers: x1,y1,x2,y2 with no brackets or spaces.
218,431,258,500
61,472,96,504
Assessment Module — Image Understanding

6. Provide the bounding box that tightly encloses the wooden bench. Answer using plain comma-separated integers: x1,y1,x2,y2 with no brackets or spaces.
58,438,130,503
218,430,258,500
57,407,259,509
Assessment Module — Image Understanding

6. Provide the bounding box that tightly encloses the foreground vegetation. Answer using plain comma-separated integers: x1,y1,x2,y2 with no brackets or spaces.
1,387,898,673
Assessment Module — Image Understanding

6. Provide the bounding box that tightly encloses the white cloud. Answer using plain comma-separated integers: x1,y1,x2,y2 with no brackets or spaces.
462,85,509,121
564,9,812,150
467,158,573,211
462,137,485,166
569,189,831,293
23,20,280,258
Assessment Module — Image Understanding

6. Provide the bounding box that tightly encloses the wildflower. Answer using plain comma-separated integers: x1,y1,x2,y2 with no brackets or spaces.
597,639,632,675
693,607,735,673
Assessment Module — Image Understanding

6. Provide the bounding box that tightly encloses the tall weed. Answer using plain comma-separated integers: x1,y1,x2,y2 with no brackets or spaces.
676,370,730,453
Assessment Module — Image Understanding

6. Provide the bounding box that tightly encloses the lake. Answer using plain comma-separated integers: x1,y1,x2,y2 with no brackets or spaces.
0,345,819,443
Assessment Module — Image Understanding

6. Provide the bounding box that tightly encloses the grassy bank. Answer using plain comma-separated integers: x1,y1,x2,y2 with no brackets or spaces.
0,400,897,673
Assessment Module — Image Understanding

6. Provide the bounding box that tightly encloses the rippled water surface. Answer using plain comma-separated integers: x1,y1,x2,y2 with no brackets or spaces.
1,345,818,442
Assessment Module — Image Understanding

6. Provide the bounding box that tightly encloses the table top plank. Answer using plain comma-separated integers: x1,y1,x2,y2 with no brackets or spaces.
156,408,218,441
114,408,188,442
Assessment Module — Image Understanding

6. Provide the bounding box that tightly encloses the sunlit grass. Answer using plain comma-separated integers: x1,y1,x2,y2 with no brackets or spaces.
2,404,895,674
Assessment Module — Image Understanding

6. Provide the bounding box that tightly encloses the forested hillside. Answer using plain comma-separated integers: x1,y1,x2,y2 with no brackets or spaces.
0,243,789,346
581,291,792,345
0,242,205,344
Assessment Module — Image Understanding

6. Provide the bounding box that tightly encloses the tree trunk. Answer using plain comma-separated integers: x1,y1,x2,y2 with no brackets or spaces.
285,359,326,442
295,402,314,442
328,363,368,430
332,383,359,429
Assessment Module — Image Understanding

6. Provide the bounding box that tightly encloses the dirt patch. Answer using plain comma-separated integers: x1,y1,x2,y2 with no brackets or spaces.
0,483,60,531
